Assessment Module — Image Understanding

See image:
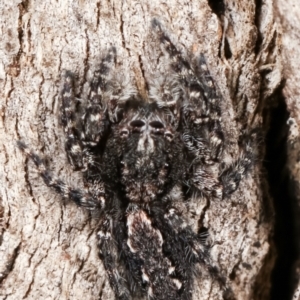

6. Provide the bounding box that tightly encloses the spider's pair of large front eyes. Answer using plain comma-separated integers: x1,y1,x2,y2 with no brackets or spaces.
130,120,164,133
120,120,173,140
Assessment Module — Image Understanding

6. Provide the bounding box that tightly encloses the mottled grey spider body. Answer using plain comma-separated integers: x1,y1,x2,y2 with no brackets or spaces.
18,19,256,300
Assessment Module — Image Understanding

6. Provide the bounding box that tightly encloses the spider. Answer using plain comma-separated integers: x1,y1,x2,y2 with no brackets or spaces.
17,19,256,300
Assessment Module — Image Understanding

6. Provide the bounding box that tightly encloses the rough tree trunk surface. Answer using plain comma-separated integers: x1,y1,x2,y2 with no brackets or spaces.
275,0,300,299
0,1,281,299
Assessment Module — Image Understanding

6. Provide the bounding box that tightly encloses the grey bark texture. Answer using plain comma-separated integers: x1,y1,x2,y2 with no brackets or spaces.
275,0,300,299
0,0,281,299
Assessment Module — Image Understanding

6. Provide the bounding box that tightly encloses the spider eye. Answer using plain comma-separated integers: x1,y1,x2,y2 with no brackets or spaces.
130,120,145,127
120,128,129,137
149,121,164,129
165,131,174,141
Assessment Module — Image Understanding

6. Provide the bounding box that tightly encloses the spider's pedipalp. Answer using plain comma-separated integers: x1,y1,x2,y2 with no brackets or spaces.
149,75,182,127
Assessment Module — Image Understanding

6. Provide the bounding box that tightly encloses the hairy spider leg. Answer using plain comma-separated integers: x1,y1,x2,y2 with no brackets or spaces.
220,129,258,198
61,71,86,170
152,204,232,300
17,141,104,211
60,48,117,171
152,19,224,198
152,19,257,201
82,47,117,147
97,216,132,300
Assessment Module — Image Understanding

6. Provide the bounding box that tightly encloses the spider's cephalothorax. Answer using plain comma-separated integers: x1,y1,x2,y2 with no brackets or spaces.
18,19,257,300
102,103,185,204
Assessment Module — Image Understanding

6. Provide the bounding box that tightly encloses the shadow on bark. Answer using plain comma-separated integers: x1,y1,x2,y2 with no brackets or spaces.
264,87,298,300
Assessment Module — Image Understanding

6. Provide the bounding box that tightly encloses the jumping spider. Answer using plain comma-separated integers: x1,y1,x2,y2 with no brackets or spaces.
18,19,256,300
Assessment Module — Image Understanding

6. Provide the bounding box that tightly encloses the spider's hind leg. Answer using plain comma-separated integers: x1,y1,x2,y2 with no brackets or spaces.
154,205,233,299
97,217,132,300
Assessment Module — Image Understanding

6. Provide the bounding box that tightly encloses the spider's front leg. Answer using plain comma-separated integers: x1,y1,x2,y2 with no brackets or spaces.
61,48,117,171
82,47,117,147
61,71,86,170
152,19,224,198
152,19,256,200
81,46,136,150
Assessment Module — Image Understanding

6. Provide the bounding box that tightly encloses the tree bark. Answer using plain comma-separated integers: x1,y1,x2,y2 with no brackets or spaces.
0,0,281,299
275,0,300,299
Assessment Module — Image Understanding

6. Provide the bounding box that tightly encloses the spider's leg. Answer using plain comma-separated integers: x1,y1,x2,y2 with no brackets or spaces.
153,206,203,297
152,20,227,199
220,130,257,198
97,217,131,300
17,142,104,211
155,206,232,298
82,47,116,147
61,71,87,170
192,237,233,300
83,47,136,146
152,19,223,164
